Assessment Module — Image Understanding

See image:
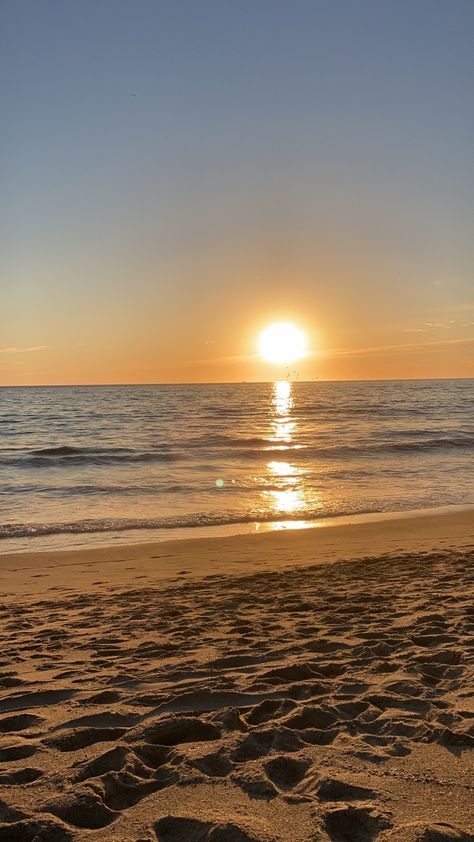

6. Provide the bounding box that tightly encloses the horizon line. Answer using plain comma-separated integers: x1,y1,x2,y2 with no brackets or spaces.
1,376,473,388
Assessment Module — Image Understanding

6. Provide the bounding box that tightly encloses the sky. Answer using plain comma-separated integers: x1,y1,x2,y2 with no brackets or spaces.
1,0,473,384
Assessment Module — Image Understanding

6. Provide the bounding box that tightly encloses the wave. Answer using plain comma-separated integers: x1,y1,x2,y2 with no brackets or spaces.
233,435,474,461
385,435,474,452
278,435,474,458
361,435,474,454
7,499,473,542
0,506,375,540
31,445,86,456
186,434,277,448
145,434,465,452
0,432,472,471
5,446,180,466
0,482,197,497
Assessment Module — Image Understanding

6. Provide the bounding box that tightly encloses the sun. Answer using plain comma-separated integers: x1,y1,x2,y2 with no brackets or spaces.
258,322,307,364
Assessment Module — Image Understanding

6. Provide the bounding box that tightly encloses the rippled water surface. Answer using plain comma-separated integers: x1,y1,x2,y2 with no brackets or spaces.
1,380,473,551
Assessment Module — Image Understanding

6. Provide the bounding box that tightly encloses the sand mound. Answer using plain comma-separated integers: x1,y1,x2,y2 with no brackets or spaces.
155,814,276,841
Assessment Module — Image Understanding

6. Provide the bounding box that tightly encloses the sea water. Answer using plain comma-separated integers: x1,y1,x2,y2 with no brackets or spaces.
1,379,473,552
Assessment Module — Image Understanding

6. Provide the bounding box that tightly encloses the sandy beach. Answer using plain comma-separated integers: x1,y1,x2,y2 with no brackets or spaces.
0,509,473,841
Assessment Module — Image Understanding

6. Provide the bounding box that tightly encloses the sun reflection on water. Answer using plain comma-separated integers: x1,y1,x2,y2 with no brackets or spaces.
269,487,305,513
270,380,295,444
264,382,311,518
267,460,300,483
273,380,293,416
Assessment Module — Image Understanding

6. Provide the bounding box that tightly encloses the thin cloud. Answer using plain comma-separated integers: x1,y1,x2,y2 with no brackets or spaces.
0,345,48,354
325,336,474,360
184,353,258,368
403,319,474,334
402,328,427,334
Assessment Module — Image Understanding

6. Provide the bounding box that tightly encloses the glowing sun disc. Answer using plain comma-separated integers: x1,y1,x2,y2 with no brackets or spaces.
258,322,306,364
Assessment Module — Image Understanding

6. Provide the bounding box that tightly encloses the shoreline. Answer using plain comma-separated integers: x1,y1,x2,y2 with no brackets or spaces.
1,506,472,597
2,502,474,556
2,501,471,559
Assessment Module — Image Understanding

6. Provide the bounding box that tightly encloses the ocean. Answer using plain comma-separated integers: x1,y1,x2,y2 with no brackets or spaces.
1,379,473,552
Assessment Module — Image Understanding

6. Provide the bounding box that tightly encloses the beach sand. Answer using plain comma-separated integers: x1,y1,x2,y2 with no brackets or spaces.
0,510,473,841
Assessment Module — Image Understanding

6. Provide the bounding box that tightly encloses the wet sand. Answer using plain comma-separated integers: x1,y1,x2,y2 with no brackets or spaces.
0,510,473,841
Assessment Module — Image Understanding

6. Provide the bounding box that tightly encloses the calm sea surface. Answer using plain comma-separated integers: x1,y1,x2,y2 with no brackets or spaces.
1,380,473,552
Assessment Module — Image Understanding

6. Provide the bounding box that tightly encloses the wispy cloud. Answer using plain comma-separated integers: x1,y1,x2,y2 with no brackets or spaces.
325,336,474,360
0,345,48,354
184,353,258,368
402,328,427,334
403,318,474,334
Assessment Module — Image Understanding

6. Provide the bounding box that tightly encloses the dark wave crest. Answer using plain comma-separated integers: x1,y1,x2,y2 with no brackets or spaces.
18,446,180,466
31,445,87,456
1,431,472,471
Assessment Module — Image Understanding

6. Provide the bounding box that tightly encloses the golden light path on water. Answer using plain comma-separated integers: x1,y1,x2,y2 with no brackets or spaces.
260,381,321,527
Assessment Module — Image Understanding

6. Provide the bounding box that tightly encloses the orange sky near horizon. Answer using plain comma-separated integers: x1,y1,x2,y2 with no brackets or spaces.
1,319,473,386
2,239,473,384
